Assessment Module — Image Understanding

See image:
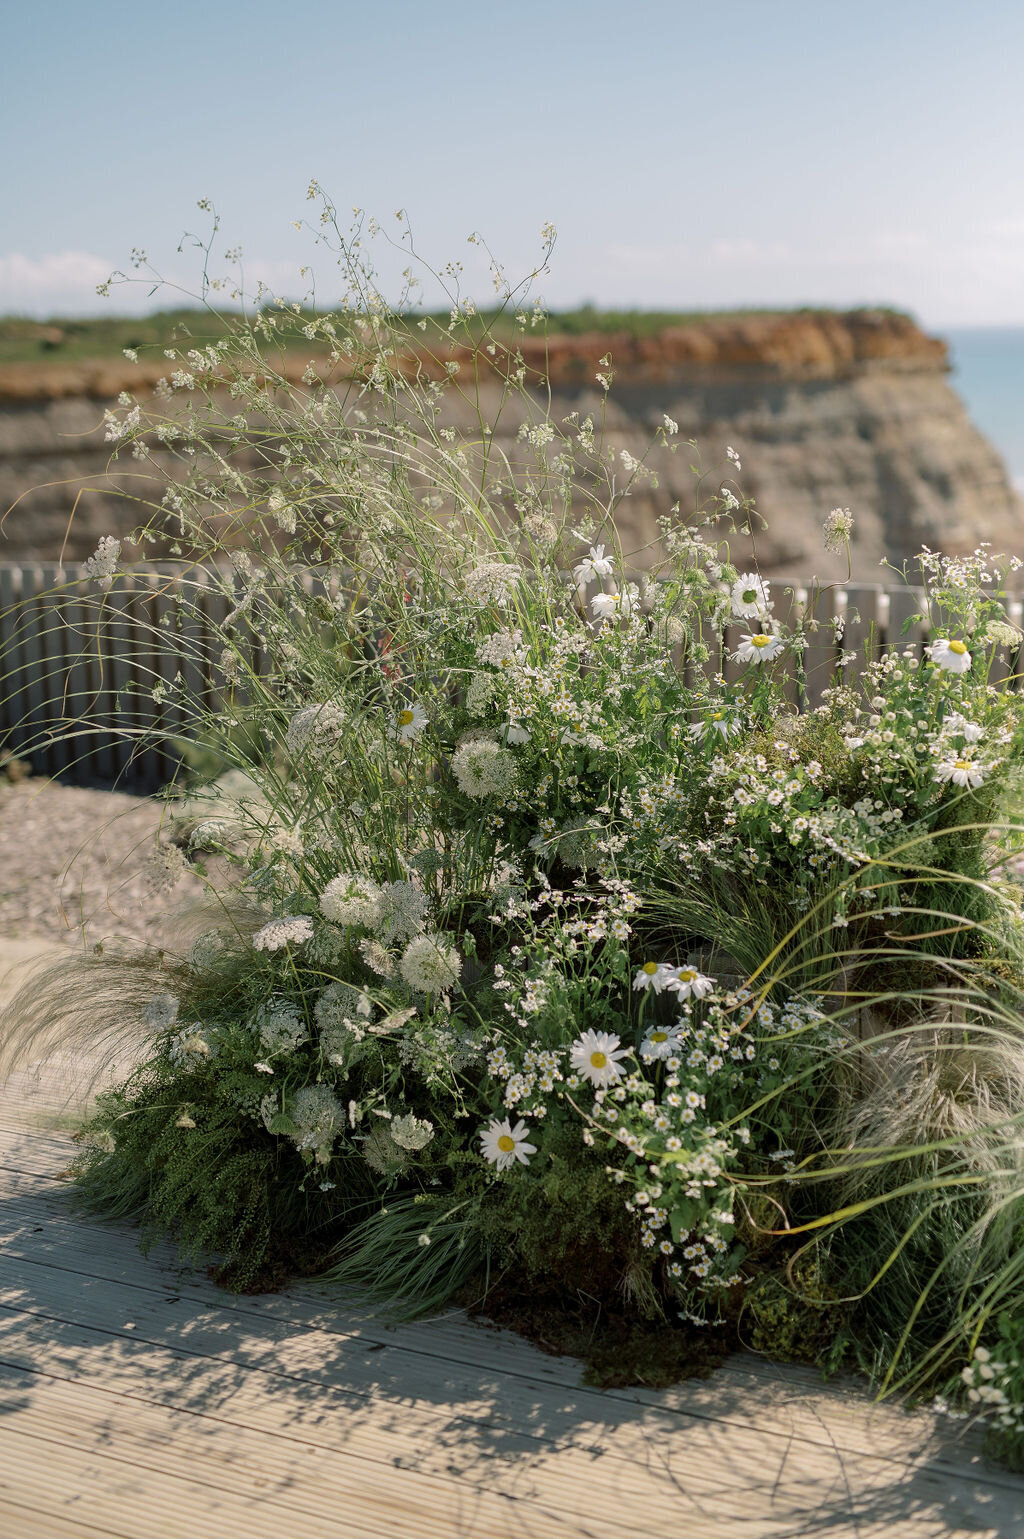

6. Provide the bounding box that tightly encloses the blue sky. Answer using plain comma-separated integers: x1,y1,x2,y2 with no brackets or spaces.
3,0,1024,325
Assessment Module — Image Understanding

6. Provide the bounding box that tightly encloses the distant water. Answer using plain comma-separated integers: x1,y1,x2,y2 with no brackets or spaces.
945,327,1024,493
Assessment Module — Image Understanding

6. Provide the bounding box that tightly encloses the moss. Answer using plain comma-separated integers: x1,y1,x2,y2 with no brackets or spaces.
743,1262,850,1368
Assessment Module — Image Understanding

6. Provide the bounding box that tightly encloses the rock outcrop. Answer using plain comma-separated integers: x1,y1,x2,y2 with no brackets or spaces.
1,311,1019,581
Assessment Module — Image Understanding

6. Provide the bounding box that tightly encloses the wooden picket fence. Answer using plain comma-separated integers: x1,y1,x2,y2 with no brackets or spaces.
1,562,1022,792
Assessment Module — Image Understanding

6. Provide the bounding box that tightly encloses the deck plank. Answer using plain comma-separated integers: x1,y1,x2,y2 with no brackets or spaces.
1,1057,1023,1537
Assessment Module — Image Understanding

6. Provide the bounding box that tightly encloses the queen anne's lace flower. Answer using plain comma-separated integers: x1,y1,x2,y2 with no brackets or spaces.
142,993,180,1031
479,1116,537,1171
452,738,516,798
476,629,524,666
399,933,462,993
465,562,522,605
319,873,383,927
167,1025,215,1067
251,999,309,1055
377,880,429,943
289,1084,345,1164
252,916,314,952
390,1112,435,1151
285,700,348,759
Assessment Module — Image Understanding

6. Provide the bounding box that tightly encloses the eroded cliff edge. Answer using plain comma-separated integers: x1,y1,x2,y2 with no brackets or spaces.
1,309,1019,580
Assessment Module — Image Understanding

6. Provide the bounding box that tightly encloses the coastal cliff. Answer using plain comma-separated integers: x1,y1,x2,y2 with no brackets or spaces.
0,310,1019,580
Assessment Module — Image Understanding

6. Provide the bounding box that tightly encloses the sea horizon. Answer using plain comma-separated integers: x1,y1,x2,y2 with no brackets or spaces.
944,325,1024,494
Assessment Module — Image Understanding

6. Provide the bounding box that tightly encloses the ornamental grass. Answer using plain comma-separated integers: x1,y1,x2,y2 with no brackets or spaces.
5,197,1024,1450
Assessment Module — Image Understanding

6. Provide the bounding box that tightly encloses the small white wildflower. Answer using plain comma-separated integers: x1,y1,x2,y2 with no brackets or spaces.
934,755,986,790
665,965,715,1001
390,1113,435,1152
81,536,121,591
823,507,854,553
465,562,522,605
632,961,676,994
591,584,639,622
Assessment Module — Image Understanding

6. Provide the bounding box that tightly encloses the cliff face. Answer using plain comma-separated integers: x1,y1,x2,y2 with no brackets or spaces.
0,311,1019,580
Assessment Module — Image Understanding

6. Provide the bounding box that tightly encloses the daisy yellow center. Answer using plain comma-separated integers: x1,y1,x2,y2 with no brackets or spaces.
590,1051,608,1069
678,968,697,982
949,640,968,655
954,758,970,770
642,962,659,976
650,1031,668,1044
751,635,771,648
497,1134,516,1153
712,711,725,720
399,709,415,725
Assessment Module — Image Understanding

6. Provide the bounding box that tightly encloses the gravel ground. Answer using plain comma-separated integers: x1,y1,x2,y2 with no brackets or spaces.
0,779,207,951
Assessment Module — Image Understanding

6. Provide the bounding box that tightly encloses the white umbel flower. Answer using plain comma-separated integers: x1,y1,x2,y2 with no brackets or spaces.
665,965,716,1001
570,1028,630,1087
399,933,462,993
465,562,522,605
452,737,516,798
731,573,771,619
927,638,972,674
934,755,986,789
733,632,785,665
395,702,428,742
319,873,384,928
285,700,347,759
390,1113,435,1151
573,544,615,584
252,916,314,952
81,535,121,591
142,993,180,1031
480,1116,537,1171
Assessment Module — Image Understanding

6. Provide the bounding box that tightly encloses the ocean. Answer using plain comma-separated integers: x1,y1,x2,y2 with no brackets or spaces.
945,327,1024,494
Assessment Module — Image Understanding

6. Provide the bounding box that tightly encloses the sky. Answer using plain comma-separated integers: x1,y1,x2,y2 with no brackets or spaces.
3,0,1024,327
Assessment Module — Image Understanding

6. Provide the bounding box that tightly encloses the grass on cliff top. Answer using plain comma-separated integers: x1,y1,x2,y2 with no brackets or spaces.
0,304,910,366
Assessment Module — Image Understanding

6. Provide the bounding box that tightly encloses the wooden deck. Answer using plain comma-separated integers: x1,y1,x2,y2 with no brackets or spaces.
2,1061,1024,1539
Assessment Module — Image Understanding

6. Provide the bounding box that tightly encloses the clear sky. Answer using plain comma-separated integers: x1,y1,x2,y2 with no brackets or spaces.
3,0,1024,326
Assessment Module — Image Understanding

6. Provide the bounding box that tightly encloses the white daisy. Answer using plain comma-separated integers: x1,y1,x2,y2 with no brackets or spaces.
573,544,615,584
733,632,785,665
934,756,986,790
927,638,972,674
731,573,771,619
480,1116,537,1171
395,702,428,741
591,584,639,622
640,1028,685,1063
570,1028,630,1087
665,965,716,1001
688,709,742,740
632,961,676,994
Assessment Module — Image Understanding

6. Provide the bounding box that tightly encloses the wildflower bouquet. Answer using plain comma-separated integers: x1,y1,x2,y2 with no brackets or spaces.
7,201,1024,1425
